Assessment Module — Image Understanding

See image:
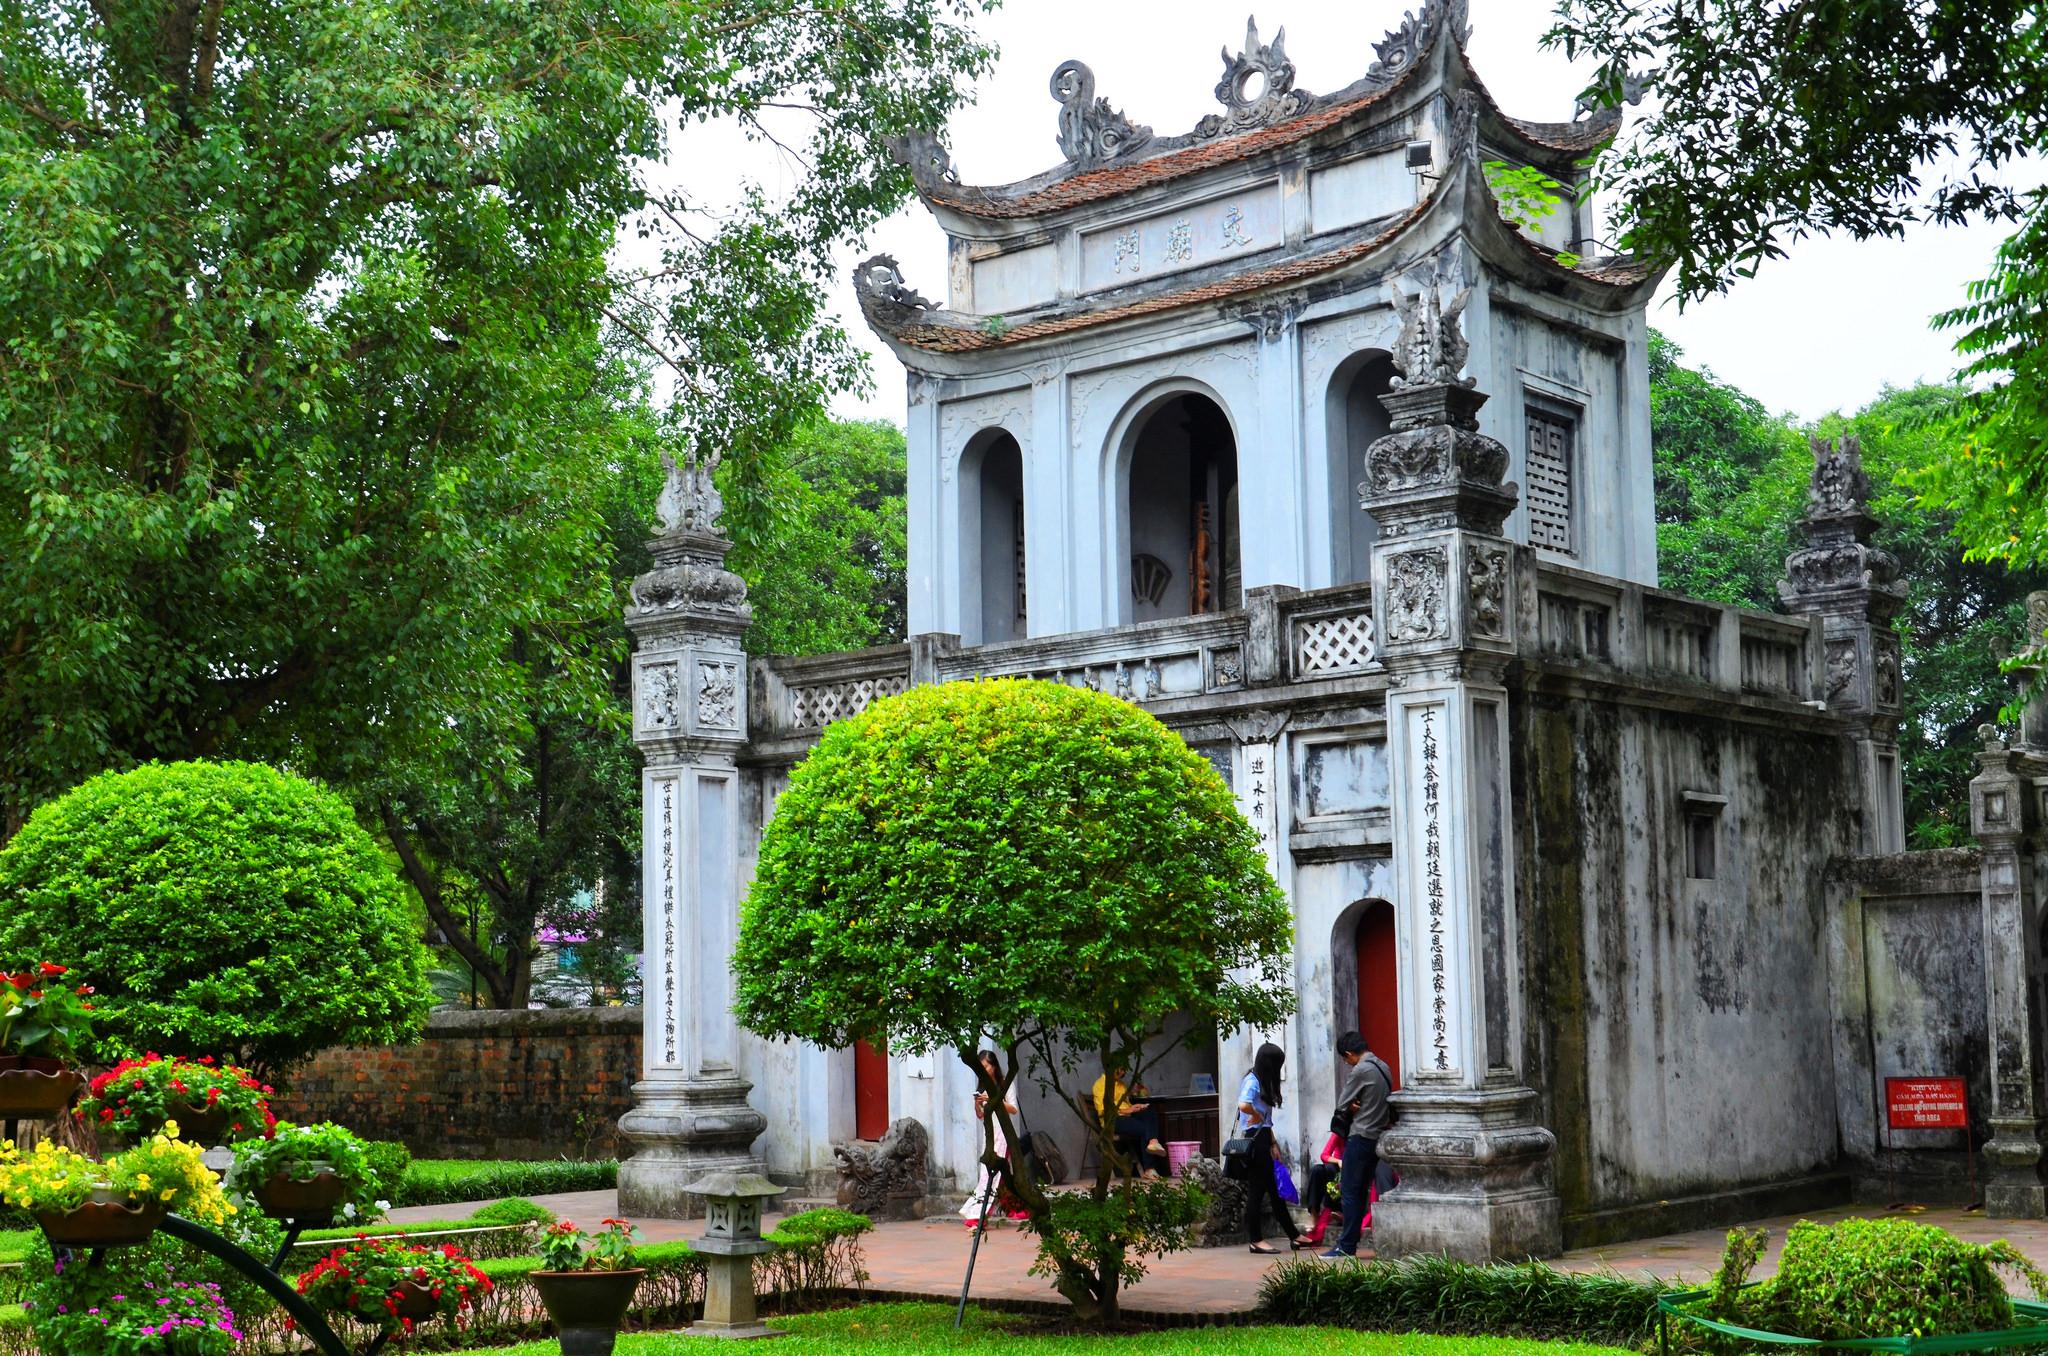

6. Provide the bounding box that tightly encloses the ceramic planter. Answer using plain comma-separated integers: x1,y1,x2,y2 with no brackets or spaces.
0,1059,82,1120
532,1268,646,1356
253,1162,344,1223
105,1103,235,1150
34,1187,165,1248
386,1279,442,1321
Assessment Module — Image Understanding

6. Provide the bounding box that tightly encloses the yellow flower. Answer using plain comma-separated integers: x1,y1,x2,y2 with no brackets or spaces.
161,1119,180,1140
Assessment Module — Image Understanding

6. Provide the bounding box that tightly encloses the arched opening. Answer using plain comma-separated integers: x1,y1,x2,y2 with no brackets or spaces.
960,430,1026,644
1327,352,1396,586
1120,392,1240,623
1332,897,1402,1091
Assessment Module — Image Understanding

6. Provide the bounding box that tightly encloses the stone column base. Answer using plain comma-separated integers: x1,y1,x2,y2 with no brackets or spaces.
617,1071,767,1218
1984,1117,2048,1220
1371,1082,1562,1262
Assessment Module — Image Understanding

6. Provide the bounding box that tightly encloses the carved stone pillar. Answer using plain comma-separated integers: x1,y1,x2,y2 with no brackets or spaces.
1778,436,1907,853
1975,728,2048,1216
617,454,767,1217
1356,280,1561,1262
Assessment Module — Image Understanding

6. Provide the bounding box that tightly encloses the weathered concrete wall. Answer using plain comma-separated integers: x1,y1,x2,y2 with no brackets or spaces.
1517,685,1860,1244
1827,850,1988,1202
279,1007,638,1159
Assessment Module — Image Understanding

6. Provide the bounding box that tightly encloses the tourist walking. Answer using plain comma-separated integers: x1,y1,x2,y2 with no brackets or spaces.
1236,1041,1308,1254
962,1049,1021,1228
1323,1030,1394,1258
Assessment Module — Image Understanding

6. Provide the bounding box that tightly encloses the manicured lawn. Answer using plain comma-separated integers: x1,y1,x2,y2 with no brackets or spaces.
474,1301,1637,1354
394,1156,616,1207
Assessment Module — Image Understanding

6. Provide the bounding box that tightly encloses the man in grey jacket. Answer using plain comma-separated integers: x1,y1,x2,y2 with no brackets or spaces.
1322,1030,1393,1258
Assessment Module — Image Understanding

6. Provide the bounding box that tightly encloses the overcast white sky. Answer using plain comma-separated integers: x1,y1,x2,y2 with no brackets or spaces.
667,0,2018,427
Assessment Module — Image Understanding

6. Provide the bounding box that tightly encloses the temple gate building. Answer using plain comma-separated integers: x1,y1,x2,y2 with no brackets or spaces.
618,2,2048,1258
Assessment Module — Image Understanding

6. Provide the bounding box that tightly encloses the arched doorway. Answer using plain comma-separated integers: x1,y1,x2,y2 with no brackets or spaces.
1326,352,1395,586
1332,897,1402,1090
960,430,1026,644
1120,392,1240,623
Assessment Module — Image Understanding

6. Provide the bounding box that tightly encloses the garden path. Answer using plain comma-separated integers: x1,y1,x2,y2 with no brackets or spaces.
386,1192,2048,1319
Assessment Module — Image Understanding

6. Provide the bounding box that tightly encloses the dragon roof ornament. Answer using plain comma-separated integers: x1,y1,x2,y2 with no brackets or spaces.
1050,60,1154,166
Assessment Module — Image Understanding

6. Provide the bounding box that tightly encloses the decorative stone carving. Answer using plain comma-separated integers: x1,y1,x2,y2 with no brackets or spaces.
1050,61,1153,165
643,663,682,730
1808,434,1876,520
788,672,909,729
697,661,739,728
1212,646,1245,688
1229,295,1306,344
1386,548,1450,644
1196,18,1309,138
851,254,933,329
1873,635,1901,709
630,548,750,618
1467,546,1508,639
1575,69,1654,119
1295,611,1378,676
1363,435,1452,497
890,130,959,189
1389,279,1474,391
1366,0,1467,86
833,1117,930,1221
1448,87,1483,164
656,449,724,536
2028,592,2048,649
1825,637,1858,701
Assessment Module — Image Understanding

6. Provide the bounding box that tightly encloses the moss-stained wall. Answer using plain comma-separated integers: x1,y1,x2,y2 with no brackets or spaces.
1516,685,1860,1239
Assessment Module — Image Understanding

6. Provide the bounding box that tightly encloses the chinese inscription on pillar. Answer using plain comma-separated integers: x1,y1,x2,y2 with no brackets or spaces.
1421,706,1450,1071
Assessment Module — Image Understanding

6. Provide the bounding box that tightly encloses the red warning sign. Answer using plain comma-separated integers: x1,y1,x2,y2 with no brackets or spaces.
1886,1076,1968,1130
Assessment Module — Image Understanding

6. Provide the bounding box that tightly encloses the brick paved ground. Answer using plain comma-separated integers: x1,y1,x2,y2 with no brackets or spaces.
389,1191,2048,1318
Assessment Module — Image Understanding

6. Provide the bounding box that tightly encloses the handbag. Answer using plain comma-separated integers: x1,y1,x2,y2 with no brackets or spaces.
1220,1134,1256,1180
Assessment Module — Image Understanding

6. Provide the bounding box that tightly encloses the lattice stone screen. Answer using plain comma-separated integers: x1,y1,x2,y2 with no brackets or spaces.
1525,405,1575,553
788,673,910,728
1294,611,1378,676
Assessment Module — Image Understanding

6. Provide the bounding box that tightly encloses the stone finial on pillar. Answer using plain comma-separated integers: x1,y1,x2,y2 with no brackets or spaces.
1972,725,2048,1216
1779,436,1908,852
1356,270,1561,1263
618,450,768,1217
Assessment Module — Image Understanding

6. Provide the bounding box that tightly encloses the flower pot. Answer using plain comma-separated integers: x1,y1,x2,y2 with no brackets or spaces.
386,1279,442,1322
0,1062,82,1120
34,1189,166,1248
253,1163,344,1223
533,1269,645,1354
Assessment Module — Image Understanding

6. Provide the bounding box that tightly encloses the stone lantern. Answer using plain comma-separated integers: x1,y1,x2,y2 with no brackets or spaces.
680,1171,788,1339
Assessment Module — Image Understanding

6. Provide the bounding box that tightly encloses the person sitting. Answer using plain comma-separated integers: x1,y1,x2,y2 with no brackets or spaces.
1092,1066,1168,1178
1297,1128,1346,1246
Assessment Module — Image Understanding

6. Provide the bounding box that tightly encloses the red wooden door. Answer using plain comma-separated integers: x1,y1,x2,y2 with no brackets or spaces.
853,1038,889,1141
1356,900,1402,1090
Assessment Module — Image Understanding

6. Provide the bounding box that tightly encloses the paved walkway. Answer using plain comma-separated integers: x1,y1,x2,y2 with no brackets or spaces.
387,1191,2048,1318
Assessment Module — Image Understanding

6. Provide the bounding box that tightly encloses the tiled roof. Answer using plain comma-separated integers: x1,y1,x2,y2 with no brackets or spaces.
890,205,1432,353
922,85,1407,221
1502,107,1621,154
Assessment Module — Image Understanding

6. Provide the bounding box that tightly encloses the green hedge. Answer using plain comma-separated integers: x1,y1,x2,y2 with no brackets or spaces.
1258,1255,1664,1347
394,1158,620,1207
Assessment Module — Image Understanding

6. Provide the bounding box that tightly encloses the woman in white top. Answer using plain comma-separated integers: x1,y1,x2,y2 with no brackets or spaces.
1236,1041,1308,1254
962,1048,1018,1228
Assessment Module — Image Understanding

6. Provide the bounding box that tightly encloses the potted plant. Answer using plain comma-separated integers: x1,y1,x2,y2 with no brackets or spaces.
229,1120,389,1225
0,962,95,1119
77,1052,275,1147
0,1123,234,1247
532,1217,645,1352
296,1235,492,1340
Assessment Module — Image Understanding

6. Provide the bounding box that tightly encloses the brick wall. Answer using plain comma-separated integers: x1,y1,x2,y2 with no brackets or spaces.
276,1007,642,1160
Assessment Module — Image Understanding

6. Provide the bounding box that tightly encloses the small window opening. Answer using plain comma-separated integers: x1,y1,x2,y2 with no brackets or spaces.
1683,792,1726,881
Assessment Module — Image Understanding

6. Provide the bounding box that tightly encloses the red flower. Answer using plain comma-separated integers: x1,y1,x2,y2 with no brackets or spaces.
37,962,65,977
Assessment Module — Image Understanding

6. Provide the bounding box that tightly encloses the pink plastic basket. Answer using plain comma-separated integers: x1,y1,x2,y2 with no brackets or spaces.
1167,1140,1202,1177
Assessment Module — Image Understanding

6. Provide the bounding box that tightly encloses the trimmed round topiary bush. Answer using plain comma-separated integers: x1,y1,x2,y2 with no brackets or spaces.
0,759,433,1073
734,677,1293,1325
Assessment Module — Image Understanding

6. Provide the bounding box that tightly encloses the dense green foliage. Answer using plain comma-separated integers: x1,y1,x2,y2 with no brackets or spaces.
734,678,1293,1324
0,0,994,1013
390,1156,618,1209
471,1303,1640,1356
1548,0,2048,571
1649,336,2047,846
466,1196,557,1227
1673,1219,2048,1346
1258,1255,1663,1347
0,760,431,1071
726,418,911,657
